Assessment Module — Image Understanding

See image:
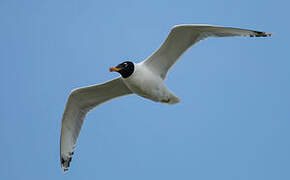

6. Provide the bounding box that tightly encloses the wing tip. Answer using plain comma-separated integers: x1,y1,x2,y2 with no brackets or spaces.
250,31,272,37
60,152,74,173
61,157,71,173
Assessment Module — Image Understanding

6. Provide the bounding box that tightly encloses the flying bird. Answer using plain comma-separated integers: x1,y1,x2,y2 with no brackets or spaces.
60,24,271,172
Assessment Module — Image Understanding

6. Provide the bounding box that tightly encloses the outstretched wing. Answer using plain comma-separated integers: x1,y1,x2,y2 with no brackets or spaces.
60,77,132,172
143,24,271,79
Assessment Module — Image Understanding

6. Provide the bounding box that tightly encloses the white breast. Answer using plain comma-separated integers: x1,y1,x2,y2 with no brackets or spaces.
122,63,171,102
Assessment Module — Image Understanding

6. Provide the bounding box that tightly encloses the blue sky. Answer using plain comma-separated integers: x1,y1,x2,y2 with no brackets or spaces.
1,0,289,179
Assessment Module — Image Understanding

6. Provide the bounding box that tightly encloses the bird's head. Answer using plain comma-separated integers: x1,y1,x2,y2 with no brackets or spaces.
109,61,135,78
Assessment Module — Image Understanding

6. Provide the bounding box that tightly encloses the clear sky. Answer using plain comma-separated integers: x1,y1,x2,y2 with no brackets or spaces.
1,0,289,179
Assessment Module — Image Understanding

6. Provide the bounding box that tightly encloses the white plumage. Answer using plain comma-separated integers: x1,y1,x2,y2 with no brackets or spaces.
60,24,271,172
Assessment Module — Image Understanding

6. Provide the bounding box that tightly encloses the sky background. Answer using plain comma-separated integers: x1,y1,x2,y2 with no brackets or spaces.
1,0,289,179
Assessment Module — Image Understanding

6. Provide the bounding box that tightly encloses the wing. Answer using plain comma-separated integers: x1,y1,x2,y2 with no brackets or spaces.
60,77,132,172
143,24,271,79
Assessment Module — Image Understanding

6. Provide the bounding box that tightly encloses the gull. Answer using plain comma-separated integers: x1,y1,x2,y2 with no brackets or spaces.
60,24,271,172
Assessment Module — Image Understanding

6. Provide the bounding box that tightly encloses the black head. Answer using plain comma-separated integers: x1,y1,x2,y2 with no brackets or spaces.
109,61,135,78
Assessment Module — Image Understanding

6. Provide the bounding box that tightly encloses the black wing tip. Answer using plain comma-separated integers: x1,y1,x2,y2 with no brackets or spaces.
61,152,74,173
61,157,71,173
250,31,272,37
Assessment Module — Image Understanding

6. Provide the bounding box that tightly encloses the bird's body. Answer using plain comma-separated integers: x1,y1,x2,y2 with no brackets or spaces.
122,62,180,104
60,24,271,172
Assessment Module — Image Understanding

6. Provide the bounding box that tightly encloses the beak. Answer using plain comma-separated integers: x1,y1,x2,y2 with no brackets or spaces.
109,67,122,72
